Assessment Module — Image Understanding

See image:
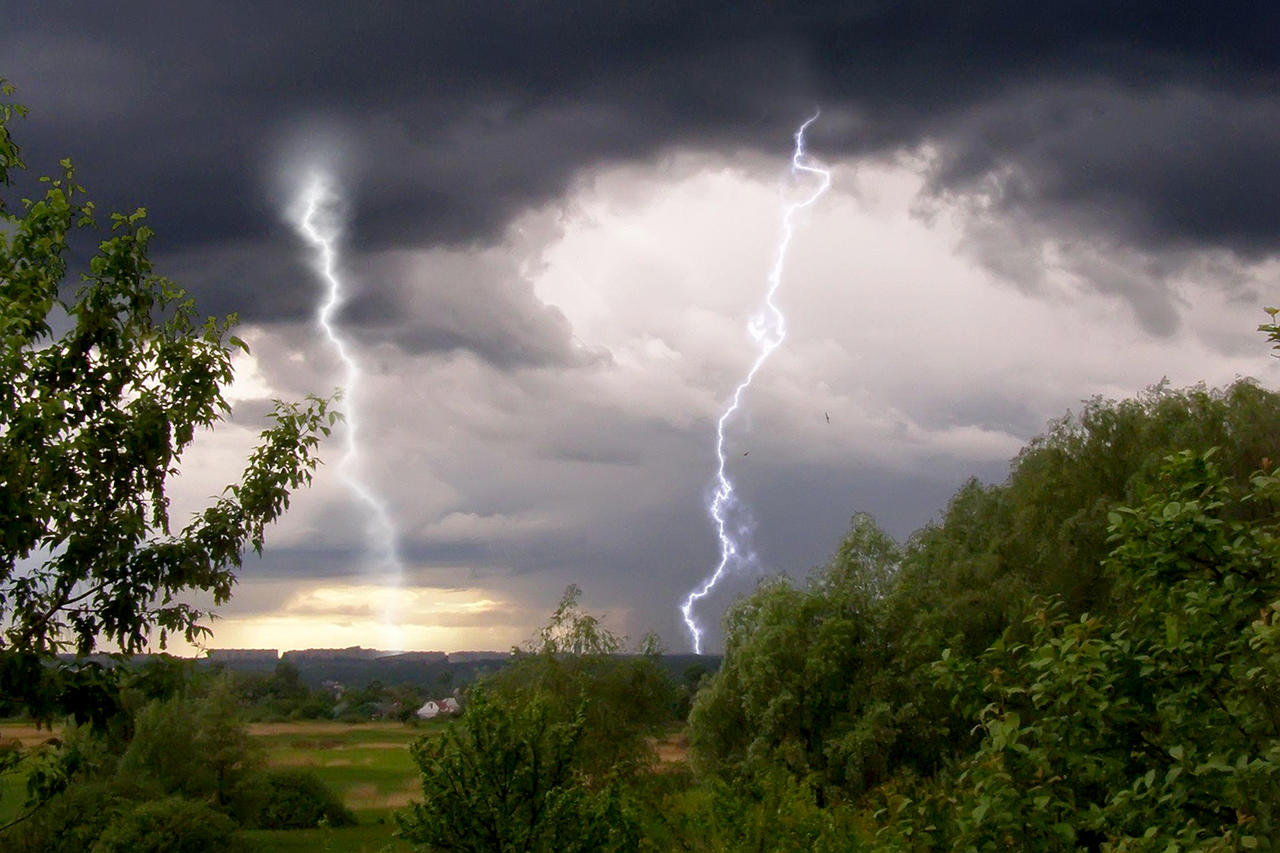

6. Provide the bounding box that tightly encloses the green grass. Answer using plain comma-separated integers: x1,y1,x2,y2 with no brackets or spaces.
241,719,447,853
0,718,443,851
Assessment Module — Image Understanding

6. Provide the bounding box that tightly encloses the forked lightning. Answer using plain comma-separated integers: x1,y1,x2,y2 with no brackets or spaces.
680,113,831,653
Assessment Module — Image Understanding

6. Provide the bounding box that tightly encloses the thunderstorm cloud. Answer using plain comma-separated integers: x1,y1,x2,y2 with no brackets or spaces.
5,2,1278,650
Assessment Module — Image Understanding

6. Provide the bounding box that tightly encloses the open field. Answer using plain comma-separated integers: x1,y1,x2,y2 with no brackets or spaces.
0,718,432,851
2,718,693,851
244,719,440,852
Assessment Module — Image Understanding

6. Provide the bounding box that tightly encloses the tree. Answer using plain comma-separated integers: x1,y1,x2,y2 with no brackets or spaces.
398,589,676,851
690,514,903,801
0,80,334,663
398,691,637,853
482,586,677,777
115,675,265,822
884,450,1280,849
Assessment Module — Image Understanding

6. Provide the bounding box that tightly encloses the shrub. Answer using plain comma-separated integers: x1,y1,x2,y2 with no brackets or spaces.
91,796,242,853
1,779,125,853
255,769,356,829
398,690,640,852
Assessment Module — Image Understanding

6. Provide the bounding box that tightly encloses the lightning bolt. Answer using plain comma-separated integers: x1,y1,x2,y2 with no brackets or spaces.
680,112,831,654
294,173,406,651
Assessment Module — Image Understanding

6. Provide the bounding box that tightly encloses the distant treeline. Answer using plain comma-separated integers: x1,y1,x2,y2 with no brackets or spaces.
48,651,720,695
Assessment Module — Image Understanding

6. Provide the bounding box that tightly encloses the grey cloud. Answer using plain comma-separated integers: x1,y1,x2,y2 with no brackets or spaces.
347,250,603,369
4,1,1276,337
10,1,1278,652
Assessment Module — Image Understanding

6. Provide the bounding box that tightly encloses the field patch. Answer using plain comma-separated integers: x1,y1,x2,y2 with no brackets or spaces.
246,719,439,852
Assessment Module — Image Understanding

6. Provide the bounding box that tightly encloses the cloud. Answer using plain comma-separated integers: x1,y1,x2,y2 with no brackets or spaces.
346,247,606,368
180,154,1277,651
5,3,1276,337
9,4,1278,652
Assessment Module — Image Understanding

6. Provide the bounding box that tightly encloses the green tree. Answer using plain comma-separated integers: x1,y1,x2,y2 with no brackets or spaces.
0,78,335,663
0,78,332,831
885,450,1280,849
482,586,677,777
255,769,355,830
91,796,244,853
690,514,902,801
115,675,264,822
398,690,638,853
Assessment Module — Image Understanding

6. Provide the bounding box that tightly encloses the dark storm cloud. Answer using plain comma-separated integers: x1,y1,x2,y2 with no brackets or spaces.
5,1,1277,350
344,250,604,369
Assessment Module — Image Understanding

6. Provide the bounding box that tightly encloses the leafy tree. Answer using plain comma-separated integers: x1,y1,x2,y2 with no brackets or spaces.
482,585,677,777
641,767,867,852
884,450,1280,848
114,675,264,823
690,514,902,801
0,78,334,662
399,590,677,851
255,769,355,830
0,74,332,829
91,796,244,853
398,690,639,852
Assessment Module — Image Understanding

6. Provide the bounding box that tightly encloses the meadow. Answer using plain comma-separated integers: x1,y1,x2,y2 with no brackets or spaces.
0,719,432,852
242,720,436,852
2,716,693,852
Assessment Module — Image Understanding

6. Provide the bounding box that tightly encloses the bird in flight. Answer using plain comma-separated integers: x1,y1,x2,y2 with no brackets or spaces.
743,451,750,456
825,411,830,424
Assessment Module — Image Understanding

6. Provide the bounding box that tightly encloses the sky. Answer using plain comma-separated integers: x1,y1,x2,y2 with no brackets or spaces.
5,2,1278,654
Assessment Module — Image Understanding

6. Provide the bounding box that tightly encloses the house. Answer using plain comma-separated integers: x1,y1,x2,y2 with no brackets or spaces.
416,697,461,719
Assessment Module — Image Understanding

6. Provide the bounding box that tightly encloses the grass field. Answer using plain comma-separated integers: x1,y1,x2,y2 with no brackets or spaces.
0,718,433,852
243,719,442,852
2,718,691,851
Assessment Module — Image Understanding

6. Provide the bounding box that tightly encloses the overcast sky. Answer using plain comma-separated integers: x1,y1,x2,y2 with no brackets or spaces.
5,2,1278,653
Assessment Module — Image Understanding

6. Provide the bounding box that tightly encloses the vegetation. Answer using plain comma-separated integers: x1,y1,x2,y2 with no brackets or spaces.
256,769,356,830
398,587,678,851
0,78,336,833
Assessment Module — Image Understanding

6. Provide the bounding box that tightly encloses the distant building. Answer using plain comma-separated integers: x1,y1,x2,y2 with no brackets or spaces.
416,697,461,719
377,651,448,664
446,651,510,663
282,646,380,662
206,649,279,664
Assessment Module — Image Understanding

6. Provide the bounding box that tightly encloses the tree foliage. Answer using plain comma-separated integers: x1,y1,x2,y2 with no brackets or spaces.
482,586,677,777
882,450,1280,848
255,769,356,830
398,690,638,852
691,364,1280,839
690,514,901,801
0,78,335,660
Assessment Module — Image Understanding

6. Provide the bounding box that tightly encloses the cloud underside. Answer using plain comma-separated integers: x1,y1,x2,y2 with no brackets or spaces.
8,3,1279,652
4,3,1277,367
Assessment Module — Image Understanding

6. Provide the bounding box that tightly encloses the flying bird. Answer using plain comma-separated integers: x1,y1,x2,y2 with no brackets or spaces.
825,411,830,424
743,451,750,456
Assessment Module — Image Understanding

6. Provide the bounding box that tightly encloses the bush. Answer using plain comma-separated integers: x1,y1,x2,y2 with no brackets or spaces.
255,769,356,829
398,690,640,852
1,779,126,853
91,796,242,853
114,676,265,823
